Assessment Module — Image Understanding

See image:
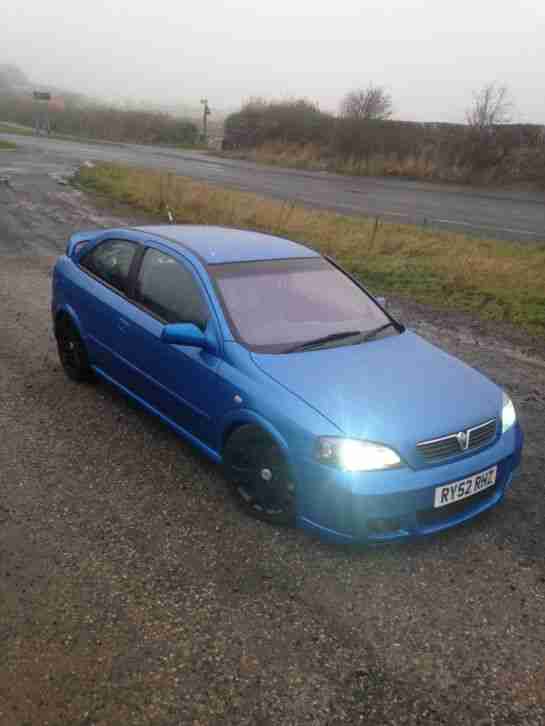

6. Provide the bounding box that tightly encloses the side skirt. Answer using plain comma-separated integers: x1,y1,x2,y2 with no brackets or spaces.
92,365,222,465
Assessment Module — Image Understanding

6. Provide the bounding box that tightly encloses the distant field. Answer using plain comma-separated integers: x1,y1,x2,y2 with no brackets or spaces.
76,162,545,336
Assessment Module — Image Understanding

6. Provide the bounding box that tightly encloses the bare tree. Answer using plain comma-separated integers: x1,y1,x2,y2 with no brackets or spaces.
466,83,513,129
340,85,393,121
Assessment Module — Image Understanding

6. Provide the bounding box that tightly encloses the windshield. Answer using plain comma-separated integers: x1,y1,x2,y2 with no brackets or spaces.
210,257,397,353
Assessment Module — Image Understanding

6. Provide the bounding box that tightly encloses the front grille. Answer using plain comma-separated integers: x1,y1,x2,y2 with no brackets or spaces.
417,418,497,462
417,483,498,528
468,418,497,448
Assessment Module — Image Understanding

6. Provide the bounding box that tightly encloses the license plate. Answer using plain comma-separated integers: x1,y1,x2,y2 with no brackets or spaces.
434,466,497,508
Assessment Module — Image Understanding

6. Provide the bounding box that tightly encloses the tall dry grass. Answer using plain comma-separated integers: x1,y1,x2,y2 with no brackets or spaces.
221,142,476,182
77,162,545,335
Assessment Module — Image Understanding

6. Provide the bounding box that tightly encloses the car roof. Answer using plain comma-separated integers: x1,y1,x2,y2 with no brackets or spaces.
134,225,320,264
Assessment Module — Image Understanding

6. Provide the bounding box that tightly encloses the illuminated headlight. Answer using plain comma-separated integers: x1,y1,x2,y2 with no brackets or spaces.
316,437,402,472
502,393,517,433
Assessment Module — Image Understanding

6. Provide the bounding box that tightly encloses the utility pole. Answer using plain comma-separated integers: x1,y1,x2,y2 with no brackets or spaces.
200,98,211,142
33,91,52,136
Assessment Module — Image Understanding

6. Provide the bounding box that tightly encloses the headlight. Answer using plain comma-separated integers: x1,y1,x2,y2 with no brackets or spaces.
316,437,402,472
502,393,516,433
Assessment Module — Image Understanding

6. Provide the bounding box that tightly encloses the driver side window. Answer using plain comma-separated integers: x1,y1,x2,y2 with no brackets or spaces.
135,249,209,328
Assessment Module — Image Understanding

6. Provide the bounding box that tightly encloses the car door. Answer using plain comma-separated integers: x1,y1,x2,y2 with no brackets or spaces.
76,238,141,380
116,247,223,447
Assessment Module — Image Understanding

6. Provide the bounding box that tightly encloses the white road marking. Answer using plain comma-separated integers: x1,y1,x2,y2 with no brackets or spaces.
432,218,540,237
366,209,540,237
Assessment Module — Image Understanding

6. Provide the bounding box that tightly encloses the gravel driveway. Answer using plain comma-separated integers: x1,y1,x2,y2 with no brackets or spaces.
1,152,545,725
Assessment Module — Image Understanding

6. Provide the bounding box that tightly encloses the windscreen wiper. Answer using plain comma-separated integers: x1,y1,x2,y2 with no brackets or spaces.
287,330,362,353
361,322,397,342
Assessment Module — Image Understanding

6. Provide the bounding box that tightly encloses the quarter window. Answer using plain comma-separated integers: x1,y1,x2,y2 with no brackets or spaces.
135,249,209,327
80,239,137,294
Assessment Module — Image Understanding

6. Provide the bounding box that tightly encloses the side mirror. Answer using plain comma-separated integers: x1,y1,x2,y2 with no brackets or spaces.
161,323,212,350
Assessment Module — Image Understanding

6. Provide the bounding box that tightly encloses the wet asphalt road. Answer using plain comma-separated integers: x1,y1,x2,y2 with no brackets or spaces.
1,146,545,725
2,130,545,241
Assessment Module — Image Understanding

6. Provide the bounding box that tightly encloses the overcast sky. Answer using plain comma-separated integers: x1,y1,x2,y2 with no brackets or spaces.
4,0,545,122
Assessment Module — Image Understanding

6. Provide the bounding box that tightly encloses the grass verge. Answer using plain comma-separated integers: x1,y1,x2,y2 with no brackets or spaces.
76,162,545,336
0,124,131,147
0,123,208,150
0,123,33,136
0,139,17,150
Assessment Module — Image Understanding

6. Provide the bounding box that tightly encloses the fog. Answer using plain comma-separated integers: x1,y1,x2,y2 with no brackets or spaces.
5,0,545,122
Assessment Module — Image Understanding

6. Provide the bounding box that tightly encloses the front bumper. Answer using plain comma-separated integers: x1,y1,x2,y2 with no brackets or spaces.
293,424,523,544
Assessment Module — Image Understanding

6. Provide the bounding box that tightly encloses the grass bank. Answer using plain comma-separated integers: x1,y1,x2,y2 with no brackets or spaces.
76,162,545,336
216,141,545,188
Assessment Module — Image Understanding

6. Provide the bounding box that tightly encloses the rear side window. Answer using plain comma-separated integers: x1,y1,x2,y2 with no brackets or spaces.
135,249,209,328
80,239,137,294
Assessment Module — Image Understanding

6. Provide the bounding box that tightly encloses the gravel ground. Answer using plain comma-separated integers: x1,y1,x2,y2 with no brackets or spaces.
1,150,545,725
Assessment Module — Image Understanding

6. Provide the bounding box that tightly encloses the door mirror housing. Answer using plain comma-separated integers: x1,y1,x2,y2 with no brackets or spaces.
161,322,214,351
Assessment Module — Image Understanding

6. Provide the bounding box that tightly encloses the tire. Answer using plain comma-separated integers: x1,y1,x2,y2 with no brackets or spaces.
223,425,296,526
56,318,95,383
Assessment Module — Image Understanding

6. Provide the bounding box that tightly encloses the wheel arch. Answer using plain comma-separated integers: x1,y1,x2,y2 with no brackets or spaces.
54,304,84,339
220,410,290,461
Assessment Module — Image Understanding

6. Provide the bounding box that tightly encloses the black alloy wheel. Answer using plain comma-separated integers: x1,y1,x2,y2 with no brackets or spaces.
56,319,94,383
223,425,296,526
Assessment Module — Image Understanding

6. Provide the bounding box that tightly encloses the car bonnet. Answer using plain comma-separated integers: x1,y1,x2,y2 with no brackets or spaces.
251,331,501,467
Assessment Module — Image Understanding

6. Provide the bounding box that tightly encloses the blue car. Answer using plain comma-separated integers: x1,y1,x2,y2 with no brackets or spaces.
52,225,523,543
